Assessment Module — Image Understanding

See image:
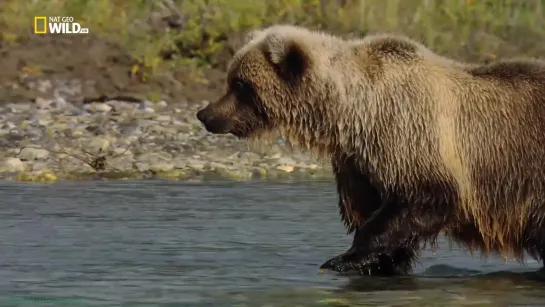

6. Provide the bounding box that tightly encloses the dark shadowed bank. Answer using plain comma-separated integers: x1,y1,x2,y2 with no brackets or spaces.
0,0,544,182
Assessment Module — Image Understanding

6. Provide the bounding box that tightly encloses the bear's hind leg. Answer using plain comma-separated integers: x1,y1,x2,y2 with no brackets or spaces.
523,214,545,268
537,235,545,268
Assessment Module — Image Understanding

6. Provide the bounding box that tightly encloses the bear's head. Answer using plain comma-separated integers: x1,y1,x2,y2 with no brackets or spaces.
196,25,336,144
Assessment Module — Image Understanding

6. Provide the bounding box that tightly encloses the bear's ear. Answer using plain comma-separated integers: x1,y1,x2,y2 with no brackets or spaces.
263,33,309,81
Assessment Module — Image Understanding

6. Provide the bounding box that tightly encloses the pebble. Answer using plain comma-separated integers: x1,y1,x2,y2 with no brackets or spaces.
276,165,295,173
6,103,31,113
137,152,172,164
156,100,168,108
0,80,332,182
276,156,297,166
84,102,112,113
37,80,53,93
149,162,175,172
86,136,114,154
1,157,26,172
156,115,172,122
35,97,53,109
51,93,70,109
138,107,155,114
18,147,50,161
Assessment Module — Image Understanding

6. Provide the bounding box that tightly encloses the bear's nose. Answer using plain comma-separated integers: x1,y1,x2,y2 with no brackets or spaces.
196,108,208,123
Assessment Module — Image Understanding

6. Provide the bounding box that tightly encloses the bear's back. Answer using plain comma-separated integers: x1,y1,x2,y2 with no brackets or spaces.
467,58,545,84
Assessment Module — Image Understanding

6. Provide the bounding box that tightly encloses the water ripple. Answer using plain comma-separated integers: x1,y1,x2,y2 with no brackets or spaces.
0,179,543,306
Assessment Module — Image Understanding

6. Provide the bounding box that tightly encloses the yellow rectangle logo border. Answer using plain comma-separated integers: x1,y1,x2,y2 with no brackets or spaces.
34,16,47,34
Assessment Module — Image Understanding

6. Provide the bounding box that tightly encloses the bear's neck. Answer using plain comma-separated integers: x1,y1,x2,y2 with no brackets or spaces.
279,101,368,161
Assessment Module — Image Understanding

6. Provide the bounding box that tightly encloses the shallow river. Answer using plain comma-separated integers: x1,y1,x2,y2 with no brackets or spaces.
1,180,544,306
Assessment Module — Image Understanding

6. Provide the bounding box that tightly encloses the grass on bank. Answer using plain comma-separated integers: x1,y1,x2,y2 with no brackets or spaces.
1,0,545,81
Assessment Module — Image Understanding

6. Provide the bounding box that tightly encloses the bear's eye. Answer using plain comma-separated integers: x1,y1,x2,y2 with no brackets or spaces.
231,79,256,104
232,79,246,93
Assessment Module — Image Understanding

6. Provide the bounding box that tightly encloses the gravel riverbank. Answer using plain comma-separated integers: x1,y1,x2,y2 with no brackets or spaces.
0,84,332,183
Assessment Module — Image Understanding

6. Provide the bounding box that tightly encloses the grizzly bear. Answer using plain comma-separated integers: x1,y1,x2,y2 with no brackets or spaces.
196,24,545,276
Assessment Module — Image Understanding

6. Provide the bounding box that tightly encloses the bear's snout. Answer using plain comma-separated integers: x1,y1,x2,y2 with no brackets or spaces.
196,107,230,134
196,107,209,124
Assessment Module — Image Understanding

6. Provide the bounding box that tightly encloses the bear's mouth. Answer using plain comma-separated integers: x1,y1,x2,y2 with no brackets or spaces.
229,129,249,139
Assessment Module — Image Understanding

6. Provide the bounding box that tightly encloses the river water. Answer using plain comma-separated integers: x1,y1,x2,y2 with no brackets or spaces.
0,180,544,307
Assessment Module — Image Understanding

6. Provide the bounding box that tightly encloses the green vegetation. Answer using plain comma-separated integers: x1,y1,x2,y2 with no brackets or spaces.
2,0,545,80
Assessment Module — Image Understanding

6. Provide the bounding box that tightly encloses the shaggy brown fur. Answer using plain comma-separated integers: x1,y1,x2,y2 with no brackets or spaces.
196,24,545,276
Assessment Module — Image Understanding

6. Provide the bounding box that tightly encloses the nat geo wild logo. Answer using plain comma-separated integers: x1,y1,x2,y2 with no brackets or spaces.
34,16,89,34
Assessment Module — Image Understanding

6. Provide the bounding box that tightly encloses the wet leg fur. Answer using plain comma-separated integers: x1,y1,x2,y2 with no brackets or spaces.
321,154,458,275
322,158,545,275
320,201,450,275
525,217,545,267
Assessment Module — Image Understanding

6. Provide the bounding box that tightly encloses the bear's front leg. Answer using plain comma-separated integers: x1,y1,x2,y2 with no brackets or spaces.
327,154,431,276
319,244,416,276
320,196,422,276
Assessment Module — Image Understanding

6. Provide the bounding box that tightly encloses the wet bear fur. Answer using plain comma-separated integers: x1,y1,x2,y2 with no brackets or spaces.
196,24,545,276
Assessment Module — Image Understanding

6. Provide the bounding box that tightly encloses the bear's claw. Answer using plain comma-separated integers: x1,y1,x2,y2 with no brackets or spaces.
319,249,396,276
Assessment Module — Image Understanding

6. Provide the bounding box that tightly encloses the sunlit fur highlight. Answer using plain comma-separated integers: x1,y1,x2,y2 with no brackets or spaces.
220,24,545,265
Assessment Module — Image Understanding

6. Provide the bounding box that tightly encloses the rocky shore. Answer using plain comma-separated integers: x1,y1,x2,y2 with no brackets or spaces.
0,80,332,183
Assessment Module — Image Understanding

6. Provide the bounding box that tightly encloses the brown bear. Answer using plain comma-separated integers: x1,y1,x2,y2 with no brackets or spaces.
196,24,545,276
